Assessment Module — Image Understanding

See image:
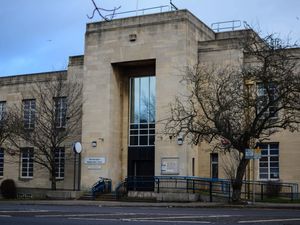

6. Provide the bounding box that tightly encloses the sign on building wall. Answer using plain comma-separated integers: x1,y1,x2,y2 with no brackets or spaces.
84,157,106,165
245,147,261,159
161,157,179,175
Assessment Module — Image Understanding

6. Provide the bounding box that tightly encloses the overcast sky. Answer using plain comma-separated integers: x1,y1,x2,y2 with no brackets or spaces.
1,0,299,76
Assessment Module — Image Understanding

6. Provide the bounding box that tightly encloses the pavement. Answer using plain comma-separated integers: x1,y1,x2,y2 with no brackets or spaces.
1,199,300,210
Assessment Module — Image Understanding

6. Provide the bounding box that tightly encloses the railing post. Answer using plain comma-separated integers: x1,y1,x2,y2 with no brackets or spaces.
228,182,231,202
261,184,264,201
291,186,294,202
186,179,189,193
193,180,195,194
209,181,213,202
157,178,160,193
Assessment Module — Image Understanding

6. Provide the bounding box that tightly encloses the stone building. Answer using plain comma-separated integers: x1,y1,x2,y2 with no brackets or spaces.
0,9,299,194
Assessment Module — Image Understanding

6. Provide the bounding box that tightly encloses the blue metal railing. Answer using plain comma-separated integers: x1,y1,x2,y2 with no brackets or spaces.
91,177,112,197
118,176,299,202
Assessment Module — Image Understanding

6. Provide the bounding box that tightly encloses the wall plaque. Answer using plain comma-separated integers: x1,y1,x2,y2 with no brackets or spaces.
161,157,179,175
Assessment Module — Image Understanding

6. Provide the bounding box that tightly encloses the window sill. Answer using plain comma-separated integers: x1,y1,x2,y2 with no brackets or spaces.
258,179,280,182
19,177,33,181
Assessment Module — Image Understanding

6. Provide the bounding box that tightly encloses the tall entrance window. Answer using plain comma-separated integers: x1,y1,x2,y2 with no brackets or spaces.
129,76,156,146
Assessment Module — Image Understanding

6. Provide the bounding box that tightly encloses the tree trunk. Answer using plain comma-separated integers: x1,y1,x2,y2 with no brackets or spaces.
51,176,57,190
51,168,57,190
231,158,249,203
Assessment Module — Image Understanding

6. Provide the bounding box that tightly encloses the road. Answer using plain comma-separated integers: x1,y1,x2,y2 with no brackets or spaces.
0,203,300,225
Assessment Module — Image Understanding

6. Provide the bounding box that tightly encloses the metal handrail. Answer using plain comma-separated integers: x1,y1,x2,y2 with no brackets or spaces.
123,176,299,202
211,20,242,32
105,5,171,19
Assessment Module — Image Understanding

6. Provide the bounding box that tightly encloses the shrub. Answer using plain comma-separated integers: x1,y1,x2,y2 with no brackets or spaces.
265,180,281,198
0,179,17,199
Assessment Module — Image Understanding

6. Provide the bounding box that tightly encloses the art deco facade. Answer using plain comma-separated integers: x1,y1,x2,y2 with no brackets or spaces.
0,10,299,193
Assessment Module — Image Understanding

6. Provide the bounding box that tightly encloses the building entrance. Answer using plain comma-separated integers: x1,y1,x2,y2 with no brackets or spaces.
128,76,155,190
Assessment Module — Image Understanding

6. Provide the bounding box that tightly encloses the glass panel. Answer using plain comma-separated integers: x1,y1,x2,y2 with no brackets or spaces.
260,157,268,162
260,174,268,179
129,76,156,147
140,124,148,129
270,150,279,155
259,168,268,173
139,136,148,146
130,130,138,135
140,129,148,135
258,143,268,149
212,164,218,178
149,135,155,146
271,173,279,179
270,162,279,167
261,150,268,155
149,76,156,123
270,143,279,149
140,77,149,123
270,156,279,161
130,136,138,146
260,162,268,167
130,124,138,129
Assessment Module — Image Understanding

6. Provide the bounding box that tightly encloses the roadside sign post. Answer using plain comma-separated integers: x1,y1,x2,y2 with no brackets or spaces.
245,146,261,204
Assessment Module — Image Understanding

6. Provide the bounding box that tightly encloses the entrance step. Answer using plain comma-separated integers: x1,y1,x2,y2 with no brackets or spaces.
79,192,94,200
120,196,157,202
95,193,117,201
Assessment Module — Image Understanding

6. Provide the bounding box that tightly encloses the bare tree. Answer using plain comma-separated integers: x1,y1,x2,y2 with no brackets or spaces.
165,31,300,202
8,76,82,190
0,103,16,148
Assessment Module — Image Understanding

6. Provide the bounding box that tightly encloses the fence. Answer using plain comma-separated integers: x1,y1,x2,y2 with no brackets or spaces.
120,176,298,202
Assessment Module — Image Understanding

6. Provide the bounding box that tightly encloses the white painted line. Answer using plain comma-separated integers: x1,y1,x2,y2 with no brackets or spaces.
127,215,233,220
36,212,142,218
0,210,50,213
238,218,300,223
123,219,211,224
70,218,211,224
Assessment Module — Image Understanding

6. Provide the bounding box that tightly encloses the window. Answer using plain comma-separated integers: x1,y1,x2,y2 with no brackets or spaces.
0,148,4,177
54,148,65,179
0,101,6,122
257,83,278,118
211,153,218,179
21,148,34,178
259,143,279,180
54,97,67,128
23,99,36,129
129,76,156,146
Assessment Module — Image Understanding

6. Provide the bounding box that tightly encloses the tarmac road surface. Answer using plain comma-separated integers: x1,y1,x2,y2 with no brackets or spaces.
0,202,300,225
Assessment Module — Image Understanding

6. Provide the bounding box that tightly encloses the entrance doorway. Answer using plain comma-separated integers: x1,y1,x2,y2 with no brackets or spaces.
128,75,156,191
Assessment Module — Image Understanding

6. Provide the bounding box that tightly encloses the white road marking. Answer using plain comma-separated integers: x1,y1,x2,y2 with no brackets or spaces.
36,212,143,218
131,215,233,220
0,210,50,213
238,218,300,223
70,218,211,224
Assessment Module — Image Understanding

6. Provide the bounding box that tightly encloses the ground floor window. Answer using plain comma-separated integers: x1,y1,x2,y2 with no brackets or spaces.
259,143,279,180
55,148,65,179
21,148,34,178
0,148,4,176
210,153,218,179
